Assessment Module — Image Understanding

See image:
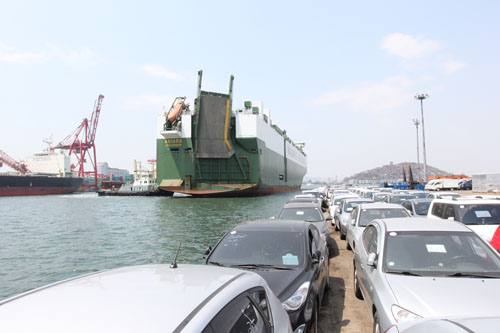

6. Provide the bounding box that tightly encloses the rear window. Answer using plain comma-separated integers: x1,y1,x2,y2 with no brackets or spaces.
358,209,410,227
279,207,323,222
456,204,500,225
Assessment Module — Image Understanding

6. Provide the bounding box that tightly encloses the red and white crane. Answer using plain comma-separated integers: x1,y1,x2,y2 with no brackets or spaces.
0,149,30,174
55,94,104,188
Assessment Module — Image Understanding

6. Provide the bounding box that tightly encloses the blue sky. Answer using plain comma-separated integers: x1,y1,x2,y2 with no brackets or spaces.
1,1,499,180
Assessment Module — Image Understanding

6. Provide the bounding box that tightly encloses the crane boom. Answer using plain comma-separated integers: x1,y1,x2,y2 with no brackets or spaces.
0,149,30,174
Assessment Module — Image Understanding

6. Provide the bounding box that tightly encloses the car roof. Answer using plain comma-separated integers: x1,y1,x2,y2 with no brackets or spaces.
0,264,263,332
343,198,373,203
236,219,311,232
282,202,322,209
404,198,433,203
431,198,500,204
373,217,472,232
358,203,407,210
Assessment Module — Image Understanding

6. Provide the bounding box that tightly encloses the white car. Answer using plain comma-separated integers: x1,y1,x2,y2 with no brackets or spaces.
0,264,293,333
427,198,500,241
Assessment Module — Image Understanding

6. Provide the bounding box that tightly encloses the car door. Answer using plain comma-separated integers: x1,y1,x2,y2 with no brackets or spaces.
347,207,359,244
309,226,327,302
203,288,272,333
357,225,378,311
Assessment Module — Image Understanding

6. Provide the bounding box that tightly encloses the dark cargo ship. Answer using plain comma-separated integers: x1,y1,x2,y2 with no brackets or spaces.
0,174,83,196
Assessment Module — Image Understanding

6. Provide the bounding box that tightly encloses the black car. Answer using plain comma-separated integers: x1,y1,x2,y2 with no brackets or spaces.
205,220,329,333
276,202,334,249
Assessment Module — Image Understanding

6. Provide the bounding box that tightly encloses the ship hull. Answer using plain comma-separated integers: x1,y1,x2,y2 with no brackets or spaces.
0,175,83,197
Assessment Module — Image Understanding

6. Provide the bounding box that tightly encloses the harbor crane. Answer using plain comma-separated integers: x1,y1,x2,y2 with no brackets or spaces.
55,94,104,189
0,149,30,174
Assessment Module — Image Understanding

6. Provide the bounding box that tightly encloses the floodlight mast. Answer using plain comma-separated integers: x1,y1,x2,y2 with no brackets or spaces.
413,118,420,182
414,94,429,183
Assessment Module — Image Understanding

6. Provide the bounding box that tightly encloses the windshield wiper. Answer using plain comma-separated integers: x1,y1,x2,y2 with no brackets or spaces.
386,270,423,276
439,272,500,279
230,264,292,270
208,261,226,267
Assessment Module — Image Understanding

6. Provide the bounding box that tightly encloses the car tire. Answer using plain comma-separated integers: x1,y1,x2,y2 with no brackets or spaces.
346,240,352,250
353,265,363,300
309,303,319,333
340,226,346,240
334,220,339,231
373,311,381,333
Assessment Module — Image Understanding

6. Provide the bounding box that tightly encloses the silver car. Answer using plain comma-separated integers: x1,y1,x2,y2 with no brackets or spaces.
336,198,373,239
345,203,411,251
353,218,500,332
0,264,293,332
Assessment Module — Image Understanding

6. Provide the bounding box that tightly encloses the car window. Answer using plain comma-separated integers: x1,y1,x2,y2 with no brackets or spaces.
358,209,409,227
249,288,270,323
456,204,500,224
351,207,359,221
413,201,431,216
204,291,270,333
443,204,456,220
431,203,445,218
402,201,413,212
279,207,323,222
309,227,320,254
362,226,376,253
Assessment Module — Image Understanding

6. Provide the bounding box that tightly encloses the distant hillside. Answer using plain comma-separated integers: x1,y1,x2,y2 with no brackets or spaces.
343,162,451,184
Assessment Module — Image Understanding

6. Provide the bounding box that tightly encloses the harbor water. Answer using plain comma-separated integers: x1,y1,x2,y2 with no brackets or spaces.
0,191,300,300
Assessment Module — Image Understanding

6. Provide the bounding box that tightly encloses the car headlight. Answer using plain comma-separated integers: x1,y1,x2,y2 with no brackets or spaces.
281,281,310,312
391,305,421,323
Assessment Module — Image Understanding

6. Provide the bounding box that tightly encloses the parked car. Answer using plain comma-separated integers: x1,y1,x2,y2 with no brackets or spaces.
335,198,374,239
426,192,460,199
345,203,411,251
330,194,359,225
393,316,500,333
287,194,323,209
459,179,472,190
401,199,433,217
302,190,328,211
205,220,329,333
406,191,430,199
385,194,417,204
277,202,333,248
354,217,500,333
0,264,293,332
427,198,500,241
373,192,390,203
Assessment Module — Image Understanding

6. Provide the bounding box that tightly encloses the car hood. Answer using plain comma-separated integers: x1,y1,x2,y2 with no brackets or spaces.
256,268,307,301
386,274,500,318
467,224,498,242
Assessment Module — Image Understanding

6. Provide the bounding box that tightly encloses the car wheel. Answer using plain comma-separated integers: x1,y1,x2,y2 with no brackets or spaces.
340,226,346,240
309,303,319,333
334,220,339,231
373,311,381,333
353,265,363,300
346,240,352,250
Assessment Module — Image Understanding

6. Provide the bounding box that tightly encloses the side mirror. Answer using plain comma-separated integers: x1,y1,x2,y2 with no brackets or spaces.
326,216,333,221
203,246,212,256
367,252,377,267
312,250,321,264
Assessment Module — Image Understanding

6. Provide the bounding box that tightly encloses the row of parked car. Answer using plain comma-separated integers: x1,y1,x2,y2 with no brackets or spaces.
0,190,333,333
327,185,500,332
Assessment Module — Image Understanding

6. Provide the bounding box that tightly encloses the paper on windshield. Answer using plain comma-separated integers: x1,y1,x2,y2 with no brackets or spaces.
282,253,299,265
296,211,304,215
475,211,492,218
426,244,447,253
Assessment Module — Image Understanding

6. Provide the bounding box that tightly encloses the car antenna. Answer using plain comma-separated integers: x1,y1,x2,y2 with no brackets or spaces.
170,242,182,269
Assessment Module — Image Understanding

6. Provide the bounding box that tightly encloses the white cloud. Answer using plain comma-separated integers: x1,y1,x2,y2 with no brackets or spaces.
313,76,413,112
0,43,46,64
140,64,184,81
444,60,466,73
0,43,101,65
382,33,441,59
119,93,176,110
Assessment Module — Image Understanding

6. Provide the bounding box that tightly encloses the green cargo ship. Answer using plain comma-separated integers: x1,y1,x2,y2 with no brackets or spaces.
156,71,307,196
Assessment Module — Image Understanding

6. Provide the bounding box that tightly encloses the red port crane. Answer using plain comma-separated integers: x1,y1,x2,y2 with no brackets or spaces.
55,94,104,189
0,149,30,174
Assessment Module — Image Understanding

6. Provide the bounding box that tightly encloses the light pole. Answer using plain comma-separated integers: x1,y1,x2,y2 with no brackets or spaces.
414,94,429,183
413,118,420,182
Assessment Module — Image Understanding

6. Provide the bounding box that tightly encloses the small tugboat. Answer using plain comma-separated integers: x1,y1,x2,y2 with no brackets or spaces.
97,160,172,197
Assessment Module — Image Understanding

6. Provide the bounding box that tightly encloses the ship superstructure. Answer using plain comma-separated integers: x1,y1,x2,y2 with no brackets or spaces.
156,71,307,196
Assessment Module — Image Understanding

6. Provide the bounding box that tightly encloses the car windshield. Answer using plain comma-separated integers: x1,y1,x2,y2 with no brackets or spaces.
208,230,305,267
456,204,500,224
279,207,323,222
344,200,371,212
413,201,431,216
383,231,500,276
358,209,409,227
412,192,429,198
